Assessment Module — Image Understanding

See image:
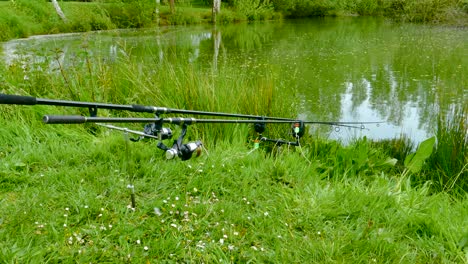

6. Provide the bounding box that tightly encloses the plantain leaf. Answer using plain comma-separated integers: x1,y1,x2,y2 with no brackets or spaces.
404,137,435,174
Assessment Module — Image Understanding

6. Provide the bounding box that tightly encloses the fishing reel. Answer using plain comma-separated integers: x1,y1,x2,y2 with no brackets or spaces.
130,118,173,142
157,123,202,161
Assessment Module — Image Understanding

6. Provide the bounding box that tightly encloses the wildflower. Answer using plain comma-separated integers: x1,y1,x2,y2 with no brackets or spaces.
175,196,179,201
64,214,68,217
63,224,67,227
170,223,177,228
108,224,113,229
228,245,235,251
84,205,89,209
264,212,269,216
65,207,69,211
98,213,102,217
251,246,258,251
154,207,162,216
136,239,141,244
144,246,149,251
219,238,224,244
233,232,239,236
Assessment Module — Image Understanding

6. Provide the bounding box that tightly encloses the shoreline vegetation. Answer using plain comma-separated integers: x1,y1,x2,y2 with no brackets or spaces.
0,0,467,262
0,0,467,42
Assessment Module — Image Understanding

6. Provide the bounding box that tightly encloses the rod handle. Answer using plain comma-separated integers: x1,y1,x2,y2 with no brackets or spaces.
0,94,37,105
43,115,87,124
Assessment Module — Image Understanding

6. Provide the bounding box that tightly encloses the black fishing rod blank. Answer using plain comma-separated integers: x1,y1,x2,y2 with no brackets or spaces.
0,93,292,120
42,115,379,128
1,94,384,127
43,115,301,125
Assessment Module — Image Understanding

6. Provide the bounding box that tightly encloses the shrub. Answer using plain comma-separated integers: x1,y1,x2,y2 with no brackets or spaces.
166,10,202,25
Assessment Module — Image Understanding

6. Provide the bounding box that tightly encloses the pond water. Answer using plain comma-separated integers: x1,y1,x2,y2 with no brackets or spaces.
3,17,467,143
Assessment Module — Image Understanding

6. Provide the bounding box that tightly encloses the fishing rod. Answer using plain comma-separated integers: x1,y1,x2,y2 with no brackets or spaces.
0,93,382,125
2,93,384,160
42,115,307,160
2,93,382,140
0,93,294,120
42,115,381,160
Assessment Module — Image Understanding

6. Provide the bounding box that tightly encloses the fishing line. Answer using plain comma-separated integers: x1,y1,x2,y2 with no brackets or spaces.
296,135,312,165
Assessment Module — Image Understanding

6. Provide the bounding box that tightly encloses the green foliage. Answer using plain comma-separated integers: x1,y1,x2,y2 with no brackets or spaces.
231,0,275,20
166,10,202,25
404,137,435,174
1,32,468,261
344,0,385,15
103,2,155,28
217,9,248,23
383,0,465,22
425,105,468,193
370,135,414,170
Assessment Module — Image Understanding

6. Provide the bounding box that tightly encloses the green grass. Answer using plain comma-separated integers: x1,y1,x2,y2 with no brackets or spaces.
1,39,468,262
0,115,467,262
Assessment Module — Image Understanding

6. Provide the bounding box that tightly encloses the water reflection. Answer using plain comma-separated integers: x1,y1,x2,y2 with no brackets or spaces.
2,18,466,143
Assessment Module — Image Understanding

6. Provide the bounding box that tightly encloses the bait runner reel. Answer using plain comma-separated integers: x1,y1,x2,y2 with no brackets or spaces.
156,123,203,161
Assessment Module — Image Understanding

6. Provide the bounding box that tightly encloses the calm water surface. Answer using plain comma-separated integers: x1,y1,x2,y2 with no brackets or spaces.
3,18,467,143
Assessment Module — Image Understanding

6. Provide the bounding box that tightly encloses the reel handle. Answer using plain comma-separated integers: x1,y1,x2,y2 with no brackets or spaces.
43,115,87,124
0,94,37,105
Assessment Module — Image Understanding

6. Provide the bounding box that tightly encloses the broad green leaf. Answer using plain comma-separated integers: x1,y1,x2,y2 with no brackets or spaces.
404,136,435,174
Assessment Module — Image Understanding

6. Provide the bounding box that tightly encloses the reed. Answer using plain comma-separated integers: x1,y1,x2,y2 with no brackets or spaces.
425,105,468,193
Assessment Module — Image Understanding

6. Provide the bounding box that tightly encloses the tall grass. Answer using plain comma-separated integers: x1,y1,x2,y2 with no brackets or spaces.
424,105,468,193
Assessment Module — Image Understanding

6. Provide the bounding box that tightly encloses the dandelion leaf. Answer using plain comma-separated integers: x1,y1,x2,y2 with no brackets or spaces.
404,136,435,174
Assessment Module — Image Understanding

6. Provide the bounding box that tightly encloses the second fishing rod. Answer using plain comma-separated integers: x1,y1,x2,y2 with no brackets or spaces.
0,93,382,126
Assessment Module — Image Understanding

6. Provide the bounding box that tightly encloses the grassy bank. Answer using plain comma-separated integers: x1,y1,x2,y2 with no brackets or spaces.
1,34,468,261
0,126,467,262
1,0,467,42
